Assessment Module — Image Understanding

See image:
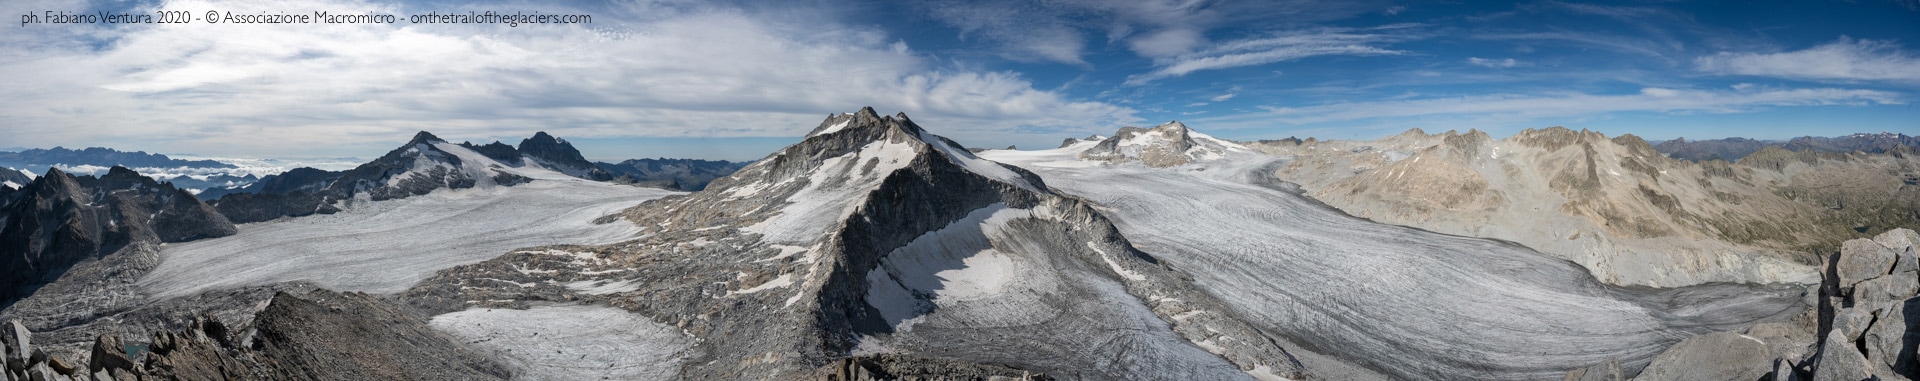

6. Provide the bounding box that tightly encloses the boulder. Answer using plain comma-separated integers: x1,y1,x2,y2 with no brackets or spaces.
1562,357,1622,381
1864,300,1920,378
3,320,27,369
1854,272,1920,307
1876,229,1920,254
1839,238,1899,287
43,356,73,376
86,336,134,373
1746,322,1819,364
1814,330,1875,381
1834,308,1878,342
1772,357,1799,381
24,362,54,381
1634,332,1772,381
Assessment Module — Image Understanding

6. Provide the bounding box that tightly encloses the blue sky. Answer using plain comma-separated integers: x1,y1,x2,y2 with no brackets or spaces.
1,0,1916,162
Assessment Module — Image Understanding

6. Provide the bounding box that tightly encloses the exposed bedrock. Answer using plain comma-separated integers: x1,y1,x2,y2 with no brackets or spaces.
1616,229,1920,380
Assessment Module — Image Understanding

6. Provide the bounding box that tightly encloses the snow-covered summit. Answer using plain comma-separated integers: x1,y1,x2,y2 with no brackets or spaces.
668,107,1043,244
1077,120,1250,167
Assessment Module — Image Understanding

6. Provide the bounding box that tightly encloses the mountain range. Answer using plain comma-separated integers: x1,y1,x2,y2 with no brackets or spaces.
1,109,1918,380
1653,132,1920,162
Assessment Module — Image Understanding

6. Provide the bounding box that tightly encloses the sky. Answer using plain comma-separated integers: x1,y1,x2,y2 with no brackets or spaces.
1,0,1916,162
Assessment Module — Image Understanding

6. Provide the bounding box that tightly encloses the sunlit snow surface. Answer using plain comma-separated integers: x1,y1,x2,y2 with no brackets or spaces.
981,148,1806,380
430,305,691,381
140,177,677,299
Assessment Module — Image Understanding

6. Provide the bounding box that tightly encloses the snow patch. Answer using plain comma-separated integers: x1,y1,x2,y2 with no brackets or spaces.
727,273,794,296
813,120,853,137
430,305,690,381
743,139,917,244
142,179,677,298
1087,243,1146,281
566,279,642,295
914,129,1038,192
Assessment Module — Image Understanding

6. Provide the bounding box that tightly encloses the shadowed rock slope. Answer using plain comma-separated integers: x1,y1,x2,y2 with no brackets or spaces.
404,108,1312,380
1256,127,1920,287
2,289,512,381
0,167,234,309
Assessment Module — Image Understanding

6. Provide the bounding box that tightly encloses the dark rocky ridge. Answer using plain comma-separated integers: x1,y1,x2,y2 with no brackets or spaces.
0,167,235,308
517,132,612,181
595,158,747,191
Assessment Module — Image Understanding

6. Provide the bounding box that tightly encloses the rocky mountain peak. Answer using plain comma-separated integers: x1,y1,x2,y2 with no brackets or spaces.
405,131,444,146
1079,120,1248,167
517,131,608,180
805,106,927,139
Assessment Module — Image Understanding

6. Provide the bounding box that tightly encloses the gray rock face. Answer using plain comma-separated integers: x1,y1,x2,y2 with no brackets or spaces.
1863,301,1918,376
247,291,511,380
4,320,28,368
6,289,510,381
85,335,130,374
1838,238,1900,288
1792,230,1920,381
0,167,235,306
516,132,612,181
1814,330,1874,381
1633,332,1772,381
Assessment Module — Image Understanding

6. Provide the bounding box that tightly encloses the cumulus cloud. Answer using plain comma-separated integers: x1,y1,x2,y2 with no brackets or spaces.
1200,86,1902,127
0,0,1137,158
1696,37,1920,83
1466,57,1518,68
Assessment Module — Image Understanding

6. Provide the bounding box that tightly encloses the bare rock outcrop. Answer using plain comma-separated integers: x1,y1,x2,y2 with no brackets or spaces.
1570,229,1920,380
1257,127,1920,287
1079,121,1248,167
3,290,510,381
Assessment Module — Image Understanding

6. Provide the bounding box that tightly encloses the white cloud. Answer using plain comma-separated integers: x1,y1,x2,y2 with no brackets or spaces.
919,0,1388,65
1200,86,1902,128
0,0,1138,158
1466,57,1518,68
1128,28,1206,58
923,0,1089,65
1696,37,1920,83
1125,27,1407,85
1210,93,1236,102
